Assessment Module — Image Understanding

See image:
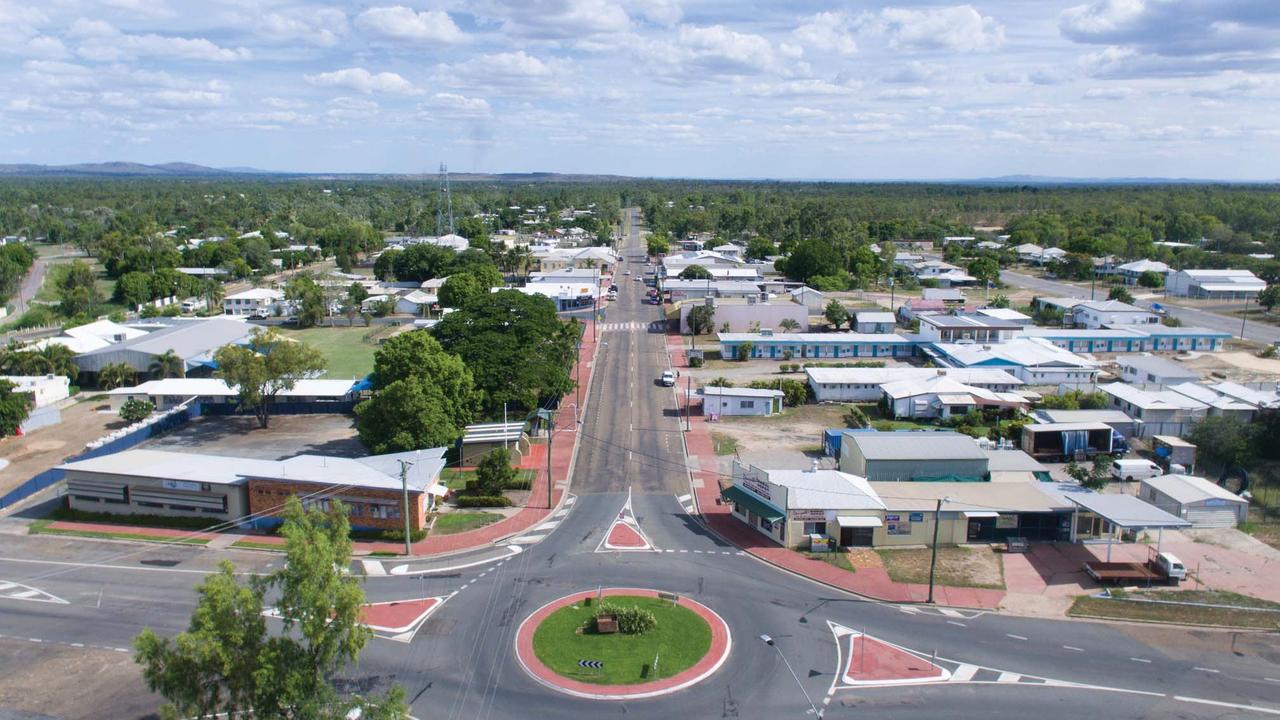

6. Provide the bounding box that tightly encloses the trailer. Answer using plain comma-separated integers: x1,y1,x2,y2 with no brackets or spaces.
1083,548,1186,586
1021,421,1114,462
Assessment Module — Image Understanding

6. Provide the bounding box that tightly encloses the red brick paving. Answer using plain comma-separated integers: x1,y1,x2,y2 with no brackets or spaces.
668,332,1005,610
843,633,946,684
45,319,602,559
605,521,648,549
514,588,731,699
360,597,441,633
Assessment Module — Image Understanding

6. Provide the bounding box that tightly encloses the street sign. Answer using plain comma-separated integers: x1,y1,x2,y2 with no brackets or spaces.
578,659,603,669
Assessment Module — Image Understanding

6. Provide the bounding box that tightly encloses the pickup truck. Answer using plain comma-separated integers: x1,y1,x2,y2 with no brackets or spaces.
660,370,676,387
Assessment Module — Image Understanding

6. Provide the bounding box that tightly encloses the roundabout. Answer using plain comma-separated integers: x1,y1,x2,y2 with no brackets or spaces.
514,588,732,700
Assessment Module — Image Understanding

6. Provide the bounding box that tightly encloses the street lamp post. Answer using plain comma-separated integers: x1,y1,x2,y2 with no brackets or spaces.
1240,295,1250,340
398,459,415,557
926,496,950,604
759,635,818,717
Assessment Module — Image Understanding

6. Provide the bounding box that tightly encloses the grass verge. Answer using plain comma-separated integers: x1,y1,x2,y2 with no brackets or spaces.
31,522,209,545
876,546,1005,590
801,550,856,573
710,432,739,456
532,596,711,685
440,467,536,491
432,511,504,535
1068,591,1280,629
230,540,286,551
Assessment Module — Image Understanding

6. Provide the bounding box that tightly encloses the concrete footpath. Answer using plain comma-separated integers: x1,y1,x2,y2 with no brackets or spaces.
668,333,1005,611
41,318,603,559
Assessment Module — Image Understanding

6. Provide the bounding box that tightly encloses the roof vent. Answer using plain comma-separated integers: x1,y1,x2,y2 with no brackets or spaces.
809,459,820,473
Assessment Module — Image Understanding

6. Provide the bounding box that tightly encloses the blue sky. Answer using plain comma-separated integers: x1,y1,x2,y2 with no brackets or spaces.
1,0,1277,179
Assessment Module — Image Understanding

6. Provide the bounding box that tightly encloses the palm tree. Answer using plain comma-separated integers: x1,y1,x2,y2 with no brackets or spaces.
37,344,76,380
148,349,185,379
98,362,136,390
779,318,801,333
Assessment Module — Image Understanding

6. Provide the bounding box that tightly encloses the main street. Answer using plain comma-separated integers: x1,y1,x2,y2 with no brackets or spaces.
0,218,1276,718
1001,267,1280,345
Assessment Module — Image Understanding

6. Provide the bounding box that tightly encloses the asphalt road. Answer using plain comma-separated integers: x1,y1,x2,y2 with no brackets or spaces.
0,218,1277,718
1001,268,1280,345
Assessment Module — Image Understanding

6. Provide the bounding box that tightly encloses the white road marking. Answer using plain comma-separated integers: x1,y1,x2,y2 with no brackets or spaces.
1131,657,1152,664
996,672,1022,683
359,559,386,576
938,608,964,618
1173,696,1280,716
664,549,675,553
508,535,547,545
947,621,967,627
1063,646,1085,652
951,665,979,682
1006,634,1028,641
11,590,40,599
1193,667,1220,674
679,549,688,553
677,494,692,504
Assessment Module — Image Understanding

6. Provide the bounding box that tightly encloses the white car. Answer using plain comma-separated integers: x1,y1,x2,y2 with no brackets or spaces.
660,370,676,387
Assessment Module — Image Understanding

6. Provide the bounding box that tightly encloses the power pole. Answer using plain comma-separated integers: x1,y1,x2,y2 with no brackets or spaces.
1240,295,1249,340
398,459,414,556
546,414,554,509
926,496,946,603
685,375,692,432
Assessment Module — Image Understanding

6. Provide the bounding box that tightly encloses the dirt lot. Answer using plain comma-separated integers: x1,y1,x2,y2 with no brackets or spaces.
709,403,849,470
140,414,363,460
0,398,127,496
876,545,1006,589
1184,350,1280,382
0,638,158,719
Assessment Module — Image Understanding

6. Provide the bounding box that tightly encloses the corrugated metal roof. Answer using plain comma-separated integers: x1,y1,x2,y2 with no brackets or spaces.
77,318,254,361
1066,493,1191,528
1141,474,1246,506
845,431,986,460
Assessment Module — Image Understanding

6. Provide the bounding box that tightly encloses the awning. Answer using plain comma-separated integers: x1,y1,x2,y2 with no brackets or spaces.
721,485,784,523
962,510,999,518
837,515,882,528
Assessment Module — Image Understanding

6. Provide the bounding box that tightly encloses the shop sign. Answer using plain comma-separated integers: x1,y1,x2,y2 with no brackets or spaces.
742,477,772,501
885,514,900,522
996,514,1018,529
887,521,912,536
909,513,924,522
790,509,826,522
162,479,201,492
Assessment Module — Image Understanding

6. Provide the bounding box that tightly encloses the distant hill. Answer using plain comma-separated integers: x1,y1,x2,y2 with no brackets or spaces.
964,174,1274,185
0,161,270,177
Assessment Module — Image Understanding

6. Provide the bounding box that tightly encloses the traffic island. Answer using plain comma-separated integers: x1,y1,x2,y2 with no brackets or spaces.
515,588,731,700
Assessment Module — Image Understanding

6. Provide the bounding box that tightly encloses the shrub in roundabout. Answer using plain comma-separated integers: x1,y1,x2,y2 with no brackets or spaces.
596,603,656,634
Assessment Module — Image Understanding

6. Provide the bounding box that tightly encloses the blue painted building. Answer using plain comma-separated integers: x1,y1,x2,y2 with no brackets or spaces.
717,332,916,360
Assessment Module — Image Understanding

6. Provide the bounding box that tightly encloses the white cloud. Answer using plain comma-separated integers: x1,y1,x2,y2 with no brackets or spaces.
625,0,680,26
1084,86,1135,99
420,92,492,118
793,12,857,56
783,107,829,119
355,6,464,43
259,8,349,47
741,76,861,97
21,35,69,59
883,61,940,83
306,67,418,94
877,85,933,100
457,51,555,79
662,24,796,78
875,5,1005,52
479,0,630,39
68,19,251,62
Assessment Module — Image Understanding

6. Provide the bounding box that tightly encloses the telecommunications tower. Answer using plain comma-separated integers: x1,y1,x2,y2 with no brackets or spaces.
435,162,454,236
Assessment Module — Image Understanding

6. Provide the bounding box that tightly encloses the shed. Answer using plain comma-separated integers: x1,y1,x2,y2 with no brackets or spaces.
839,431,988,482
699,386,784,417
1139,474,1247,527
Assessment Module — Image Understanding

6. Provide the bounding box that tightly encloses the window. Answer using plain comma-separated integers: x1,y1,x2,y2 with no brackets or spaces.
369,504,400,519
803,521,827,535
739,400,755,409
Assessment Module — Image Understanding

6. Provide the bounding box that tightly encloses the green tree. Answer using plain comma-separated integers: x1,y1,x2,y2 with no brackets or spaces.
115,271,153,307
1189,415,1254,472
823,299,850,329
0,380,31,436
744,237,775,261
988,294,1011,309
57,260,101,317
646,232,670,256
373,249,400,281
432,290,580,415
780,239,840,283
119,398,155,423
149,349,186,379
687,304,715,348
439,273,483,308
1108,285,1135,304
967,257,1000,287
1259,285,1280,313
286,274,327,328
737,340,754,361
368,331,481,430
1137,271,1164,289
678,264,712,280
355,378,460,453
473,447,516,495
392,244,454,282
98,362,136,390
133,498,406,720
779,318,800,332
214,328,326,429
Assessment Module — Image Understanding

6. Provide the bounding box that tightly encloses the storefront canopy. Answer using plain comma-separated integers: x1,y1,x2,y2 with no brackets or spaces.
836,515,882,528
722,486,784,523
1067,493,1190,529
962,510,999,519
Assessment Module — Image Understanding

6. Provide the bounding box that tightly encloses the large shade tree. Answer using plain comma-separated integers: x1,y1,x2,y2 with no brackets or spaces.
213,328,326,428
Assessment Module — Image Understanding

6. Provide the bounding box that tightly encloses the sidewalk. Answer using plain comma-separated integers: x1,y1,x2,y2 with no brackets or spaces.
669,332,1005,610
41,319,602,559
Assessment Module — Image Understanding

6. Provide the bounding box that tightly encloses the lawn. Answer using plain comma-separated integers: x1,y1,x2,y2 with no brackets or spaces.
801,550,856,573
1244,506,1280,551
1069,591,1280,629
277,326,382,379
532,596,712,685
710,432,739,456
432,511,503,535
30,521,210,546
876,546,1005,589
439,467,536,491
230,540,286,551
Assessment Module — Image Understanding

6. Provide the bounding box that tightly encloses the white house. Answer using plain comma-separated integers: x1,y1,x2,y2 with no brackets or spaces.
854,311,897,334
917,314,1021,343
1014,243,1044,262
699,386,784,417
788,286,826,312
395,290,438,315
913,261,975,287
974,307,1032,326
223,288,283,316
1037,247,1067,264
712,243,744,260
1071,300,1160,329
806,367,1023,403
1115,355,1200,387
1098,383,1209,438
1165,269,1265,299
1,375,71,408
1165,383,1257,421
880,376,1029,419
1117,259,1169,285
931,338,1100,385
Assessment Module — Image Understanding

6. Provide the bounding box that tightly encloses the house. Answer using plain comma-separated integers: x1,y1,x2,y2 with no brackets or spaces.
680,298,807,334
913,260,975,287
395,290,437,316
839,431,989,482
929,338,1100,385
917,314,1021,343
1206,381,1280,409
0,375,71,408
922,288,965,304
107,378,360,411
879,376,1029,419
1140,475,1248,528
722,461,885,548
1032,296,1085,316
72,318,254,378
1115,355,1200,387
1165,382,1257,420
975,240,1004,251
893,251,924,266
1070,300,1159,329
1165,269,1265,299
718,332,915,361
1037,247,1067,264
1098,383,1208,438
943,236,976,245
60,448,447,531
660,250,744,277
699,386,784,417
1117,259,1170,285
712,243,744,260
854,311,897,334
974,307,1032,326
536,246,619,273
223,288,283,317
385,234,469,252
1014,244,1044,262
788,286,826,312
897,298,949,320
806,367,1022,403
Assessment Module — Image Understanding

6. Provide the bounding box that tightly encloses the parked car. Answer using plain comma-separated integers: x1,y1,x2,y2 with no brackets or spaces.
1111,458,1162,482
250,309,270,319
660,370,676,387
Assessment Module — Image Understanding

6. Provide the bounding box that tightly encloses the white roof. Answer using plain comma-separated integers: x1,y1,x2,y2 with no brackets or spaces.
1115,354,1199,379
1167,382,1259,411
974,308,1030,322
64,319,148,343
1013,243,1043,253
1210,381,1280,407
1066,493,1191,528
805,367,1023,386
699,386,784,399
29,335,112,354
854,311,896,323
59,449,279,486
1075,300,1151,314
1099,382,1208,411
1178,268,1263,280
1118,259,1169,273
399,290,437,304
108,378,359,397
1141,474,1247,505
871,480,1069,513
934,338,1098,369
760,467,885,511
225,288,283,301
719,332,912,344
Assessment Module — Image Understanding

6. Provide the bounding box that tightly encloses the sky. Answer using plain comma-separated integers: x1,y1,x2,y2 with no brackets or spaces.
1,0,1278,179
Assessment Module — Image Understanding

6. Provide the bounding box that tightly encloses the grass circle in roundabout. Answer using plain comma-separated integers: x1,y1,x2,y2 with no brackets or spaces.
515,588,732,700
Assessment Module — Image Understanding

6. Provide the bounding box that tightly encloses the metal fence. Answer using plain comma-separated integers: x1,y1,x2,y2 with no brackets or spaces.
198,400,358,416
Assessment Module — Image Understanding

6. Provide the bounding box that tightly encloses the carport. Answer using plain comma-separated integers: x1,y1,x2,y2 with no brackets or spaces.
1066,493,1191,560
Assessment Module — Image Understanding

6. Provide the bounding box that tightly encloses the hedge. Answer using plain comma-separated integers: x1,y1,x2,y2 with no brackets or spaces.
456,495,513,508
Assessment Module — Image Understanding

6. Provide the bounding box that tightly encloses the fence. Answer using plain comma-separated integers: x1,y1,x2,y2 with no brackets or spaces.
0,402,202,511
198,400,358,416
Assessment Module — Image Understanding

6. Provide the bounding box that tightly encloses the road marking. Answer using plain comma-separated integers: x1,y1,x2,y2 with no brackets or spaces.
508,535,547,545
1130,657,1152,664
664,549,675,553
693,550,702,554
1006,634,1028,641
1173,696,1280,716
0,556,213,575
938,608,964,618
1265,678,1280,683
1193,667,1220,674
996,672,1022,683
951,664,979,682
359,559,386,576
947,621,967,628
679,549,688,553
1063,646,1084,652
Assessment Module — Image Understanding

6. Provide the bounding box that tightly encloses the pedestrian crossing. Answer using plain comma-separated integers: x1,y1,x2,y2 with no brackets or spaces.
598,321,659,332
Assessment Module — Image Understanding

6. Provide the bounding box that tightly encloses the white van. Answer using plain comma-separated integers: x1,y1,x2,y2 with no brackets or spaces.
1111,458,1163,482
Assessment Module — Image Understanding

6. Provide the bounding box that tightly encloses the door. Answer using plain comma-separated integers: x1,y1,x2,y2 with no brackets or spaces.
840,527,873,547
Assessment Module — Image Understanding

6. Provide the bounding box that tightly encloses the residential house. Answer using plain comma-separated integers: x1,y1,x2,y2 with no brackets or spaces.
1070,300,1159,329
974,307,1032,326
1165,269,1266,299
788,286,826,312
1014,243,1044,262
699,386,784,417
917,314,1021,343
1117,259,1170,285
806,367,1022,403
880,376,1029,419
1098,382,1208,438
223,288,283,317
395,290,438,316
1115,355,1200,387
854,311,897,334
